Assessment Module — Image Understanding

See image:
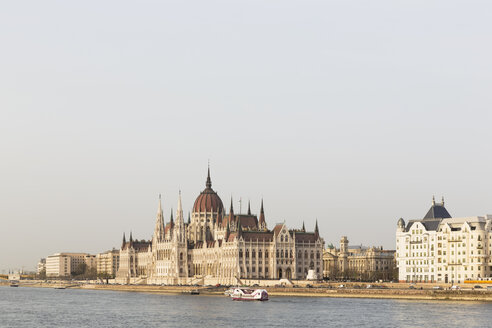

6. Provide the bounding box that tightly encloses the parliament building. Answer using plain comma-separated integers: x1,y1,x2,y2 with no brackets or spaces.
116,169,324,285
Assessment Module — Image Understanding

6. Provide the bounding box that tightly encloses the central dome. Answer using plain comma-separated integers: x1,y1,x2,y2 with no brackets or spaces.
192,168,224,213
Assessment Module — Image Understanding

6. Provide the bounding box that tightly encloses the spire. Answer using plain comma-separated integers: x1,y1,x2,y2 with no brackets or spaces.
158,193,163,215
225,221,230,240
302,221,305,232
229,197,234,223
237,218,243,236
206,163,212,189
154,194,165,242
259,199,266,229
247,200,251,216
129,231,133,243
314,219,319,237
122,232,126,248
432,195,436,206
170,209,174,224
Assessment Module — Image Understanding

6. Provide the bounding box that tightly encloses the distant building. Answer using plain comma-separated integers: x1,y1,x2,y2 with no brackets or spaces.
37,258,46,274
396,197,492,283
46,253,96,277
96,249,120,277
116,168,324,285
323,236,395,281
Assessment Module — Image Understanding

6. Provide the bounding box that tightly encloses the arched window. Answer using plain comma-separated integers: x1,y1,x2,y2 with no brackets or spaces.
280,236,284,242
304,250,308,258
276,250,279,258
316,251,320,259
281,250,284,258
180,252,183,261
239,250,243,258
259,250,262,258
310,251,314,259
252,250,256,258
298,251,302,258
246,250,250,258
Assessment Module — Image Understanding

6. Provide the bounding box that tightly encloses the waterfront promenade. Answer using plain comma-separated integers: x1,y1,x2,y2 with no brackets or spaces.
4,280,491,302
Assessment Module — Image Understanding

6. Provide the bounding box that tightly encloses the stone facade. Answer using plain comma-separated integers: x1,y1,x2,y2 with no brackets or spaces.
96,249,120,277
323,236,395,281
396,197,492,283
46,253,96,277
116,169,324,285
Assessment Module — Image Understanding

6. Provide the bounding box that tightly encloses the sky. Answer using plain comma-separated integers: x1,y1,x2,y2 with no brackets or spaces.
1,0,491,272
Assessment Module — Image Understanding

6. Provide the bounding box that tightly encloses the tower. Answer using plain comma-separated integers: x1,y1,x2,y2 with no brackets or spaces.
153,194,165,243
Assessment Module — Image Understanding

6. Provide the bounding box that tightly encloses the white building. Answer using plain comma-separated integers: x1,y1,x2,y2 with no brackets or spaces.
96,249,120,277
396,197,492,284
46,253,96,277
37,258,46,275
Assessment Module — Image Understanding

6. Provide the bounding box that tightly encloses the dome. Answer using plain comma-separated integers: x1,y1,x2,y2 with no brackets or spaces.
397,218,405,228
192,168,224,213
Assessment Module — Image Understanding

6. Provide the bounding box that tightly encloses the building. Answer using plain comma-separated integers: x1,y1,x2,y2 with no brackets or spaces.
323,236,395,281
37,258,46,275
116,168,324,285
46,253,96,277
96,249,120,277
396,197,492,283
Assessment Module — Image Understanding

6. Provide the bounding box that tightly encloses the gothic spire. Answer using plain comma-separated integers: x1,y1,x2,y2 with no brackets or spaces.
259,198,266,229
247,200,251,216
302,221,305,232
122,232,126,248
229,197,234,223
314,219,319,237
129,231,133,243
225,221,230,240
206,164,212,189
170,209,174,224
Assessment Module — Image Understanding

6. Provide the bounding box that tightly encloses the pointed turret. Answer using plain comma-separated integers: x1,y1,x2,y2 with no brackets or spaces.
153,194,165,242
237,218,243,237
206,164,212,189
314,220,319,238
129,231,133,245
122,232,126,248
170,209,174,225
247,201,251,216
259,199,266,230
175,191,185,242
225,221,230,240
229,197,235,224
302,221,306,232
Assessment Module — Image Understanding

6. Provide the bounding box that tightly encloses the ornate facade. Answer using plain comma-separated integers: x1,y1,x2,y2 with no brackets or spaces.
116,169,324,285
396,197,492,283
322,237,395,281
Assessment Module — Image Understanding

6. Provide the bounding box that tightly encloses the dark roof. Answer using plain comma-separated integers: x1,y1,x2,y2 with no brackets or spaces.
423,203,451,220
406,219,442,232
242,231,274,242
294,232,317,243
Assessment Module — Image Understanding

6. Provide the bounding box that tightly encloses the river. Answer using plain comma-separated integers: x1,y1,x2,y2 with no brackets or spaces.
0,286,489,327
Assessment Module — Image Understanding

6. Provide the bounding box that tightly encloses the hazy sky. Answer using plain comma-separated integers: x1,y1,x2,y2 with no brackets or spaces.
1,1,492,272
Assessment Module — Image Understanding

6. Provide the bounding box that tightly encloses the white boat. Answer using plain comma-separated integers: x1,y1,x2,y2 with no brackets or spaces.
230,288,268,301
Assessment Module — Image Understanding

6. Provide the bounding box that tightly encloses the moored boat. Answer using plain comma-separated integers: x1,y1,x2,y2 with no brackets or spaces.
10,282,19,287
230,288,268,301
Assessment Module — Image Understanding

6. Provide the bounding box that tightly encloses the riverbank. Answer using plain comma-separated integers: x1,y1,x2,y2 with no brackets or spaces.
3,280,491,302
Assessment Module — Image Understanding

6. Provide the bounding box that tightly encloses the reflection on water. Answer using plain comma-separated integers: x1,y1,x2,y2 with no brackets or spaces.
0,286,489,328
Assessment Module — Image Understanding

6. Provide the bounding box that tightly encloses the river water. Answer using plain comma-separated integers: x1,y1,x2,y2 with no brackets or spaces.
0,286,490,327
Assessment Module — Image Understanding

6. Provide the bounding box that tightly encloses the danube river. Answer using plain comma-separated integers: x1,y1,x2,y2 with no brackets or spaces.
0,286,489,327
